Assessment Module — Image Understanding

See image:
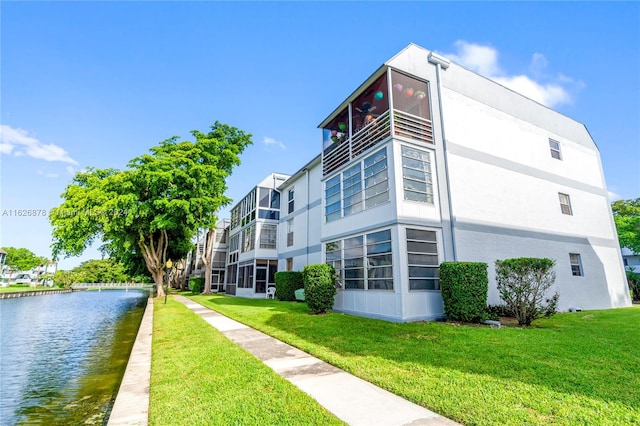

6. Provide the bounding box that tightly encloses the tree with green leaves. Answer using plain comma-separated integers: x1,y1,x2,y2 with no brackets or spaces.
51,122,252,297
2,247,46,272
70,259,128,283
612,198,640,254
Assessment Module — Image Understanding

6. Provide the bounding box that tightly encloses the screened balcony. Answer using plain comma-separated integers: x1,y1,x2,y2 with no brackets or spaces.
322,69,434,175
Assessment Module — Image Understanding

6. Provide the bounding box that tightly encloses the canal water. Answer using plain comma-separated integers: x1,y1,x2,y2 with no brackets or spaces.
0,290,148,425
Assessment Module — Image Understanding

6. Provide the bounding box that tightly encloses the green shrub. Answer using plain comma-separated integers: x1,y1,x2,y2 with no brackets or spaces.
495,257,559,326
274,271,304,301
302,264,336,314
439,262,489,323
626,268,640,301
189,277,204,295
485,304,511,321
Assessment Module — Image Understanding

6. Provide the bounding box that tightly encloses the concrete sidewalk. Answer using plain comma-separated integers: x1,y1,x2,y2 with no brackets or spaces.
173,295,459,426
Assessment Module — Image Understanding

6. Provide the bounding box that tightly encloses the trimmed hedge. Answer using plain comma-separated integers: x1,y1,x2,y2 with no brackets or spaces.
439,261,489,323
302,264,336,314
274,271,304,301
189,277,204,295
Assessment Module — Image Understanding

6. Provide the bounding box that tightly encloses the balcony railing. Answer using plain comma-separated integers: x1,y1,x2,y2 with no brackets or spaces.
393,110,434,144
322,109,433,176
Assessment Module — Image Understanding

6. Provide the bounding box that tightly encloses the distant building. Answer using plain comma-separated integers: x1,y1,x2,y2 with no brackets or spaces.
622,248,640,272
196,43,631,321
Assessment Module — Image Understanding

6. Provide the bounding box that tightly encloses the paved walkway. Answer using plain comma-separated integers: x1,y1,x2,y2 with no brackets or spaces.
173,295,459,426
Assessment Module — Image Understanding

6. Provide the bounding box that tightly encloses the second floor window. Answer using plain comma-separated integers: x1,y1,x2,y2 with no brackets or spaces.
549,139,562,160
559,193,573,215
288,189,295,214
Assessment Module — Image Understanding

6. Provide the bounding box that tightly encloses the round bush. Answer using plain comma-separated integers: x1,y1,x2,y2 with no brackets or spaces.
302,264,336,314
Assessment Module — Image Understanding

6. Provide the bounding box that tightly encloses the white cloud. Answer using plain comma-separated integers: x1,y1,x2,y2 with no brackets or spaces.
37,170,59,179
0,124,79,165
442,41,579,108
263,136,286,150
66,165,77,175
608,191,622,201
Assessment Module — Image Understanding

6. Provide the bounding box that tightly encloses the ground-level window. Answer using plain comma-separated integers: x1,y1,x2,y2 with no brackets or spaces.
569,253,583,276
286,257,293,271
237,261,254,288
407,228,440,290
325,228,393,290
255,259,277,293
559,193,573,215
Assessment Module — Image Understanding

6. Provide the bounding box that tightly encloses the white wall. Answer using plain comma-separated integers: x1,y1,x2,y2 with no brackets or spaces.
440,84,631,310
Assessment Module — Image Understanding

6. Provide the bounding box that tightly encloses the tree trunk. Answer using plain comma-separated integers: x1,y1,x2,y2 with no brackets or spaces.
200,228,215,295
139,230,169,298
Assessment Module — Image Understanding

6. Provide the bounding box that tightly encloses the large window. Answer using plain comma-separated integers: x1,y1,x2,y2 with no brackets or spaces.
259,224,277,249
343,163,362,216
258,187,280,220
325,228,393,291
241,223,256,252
237,261,254,289
402,146,433,203
406,229,440,290
324,175,341,222
364,148,389,209
325,148,388,222
255,259,277,293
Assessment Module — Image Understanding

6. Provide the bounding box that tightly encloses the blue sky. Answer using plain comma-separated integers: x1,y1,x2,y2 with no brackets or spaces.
1,1,639,270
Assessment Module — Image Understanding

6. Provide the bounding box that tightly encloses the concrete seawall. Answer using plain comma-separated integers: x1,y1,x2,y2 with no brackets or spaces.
107,298,154,425
0,289,72,299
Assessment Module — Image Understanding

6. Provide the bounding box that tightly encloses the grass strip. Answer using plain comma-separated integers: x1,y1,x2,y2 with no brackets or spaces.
149,297,344,426
189,294,640,426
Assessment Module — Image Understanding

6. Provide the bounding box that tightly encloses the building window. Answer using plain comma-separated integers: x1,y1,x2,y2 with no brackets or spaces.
241,223,255,252
343,163,363,216
401,146,433,203
324,148,388,222
559,193,573,215
237,261,254,289
624,258,629,266
364,148,389,209
258,187,280,220
259,224,277,249
286,258,293,271
288,189,295,214
325,175,341,222
325,228,393,291
287,219,294,247
407,228,440,290
570,253,583,276
549,139,562,160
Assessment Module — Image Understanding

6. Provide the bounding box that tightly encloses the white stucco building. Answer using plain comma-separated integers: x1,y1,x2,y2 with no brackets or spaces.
214,43,631,321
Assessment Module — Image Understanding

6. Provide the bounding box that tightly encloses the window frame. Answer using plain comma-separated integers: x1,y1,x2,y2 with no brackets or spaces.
406,228,440,291
324,228,393,291
558,192,573,215
288,188,295,214
549,139,562,160
569,253,583,277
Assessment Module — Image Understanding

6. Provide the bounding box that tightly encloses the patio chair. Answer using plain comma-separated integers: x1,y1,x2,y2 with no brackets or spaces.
266,287,276,299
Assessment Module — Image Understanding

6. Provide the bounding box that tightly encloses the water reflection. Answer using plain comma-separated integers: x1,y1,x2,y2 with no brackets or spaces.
0,290,147,425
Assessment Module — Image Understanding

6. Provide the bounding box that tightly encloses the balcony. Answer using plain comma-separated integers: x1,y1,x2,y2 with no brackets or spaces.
323,110,433,175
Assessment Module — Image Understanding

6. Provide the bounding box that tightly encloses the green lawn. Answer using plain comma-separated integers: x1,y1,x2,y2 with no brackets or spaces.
149,297,344,426
189,294,640,426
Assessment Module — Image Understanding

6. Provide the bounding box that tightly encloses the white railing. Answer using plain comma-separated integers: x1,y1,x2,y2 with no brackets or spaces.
322,109,433,175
